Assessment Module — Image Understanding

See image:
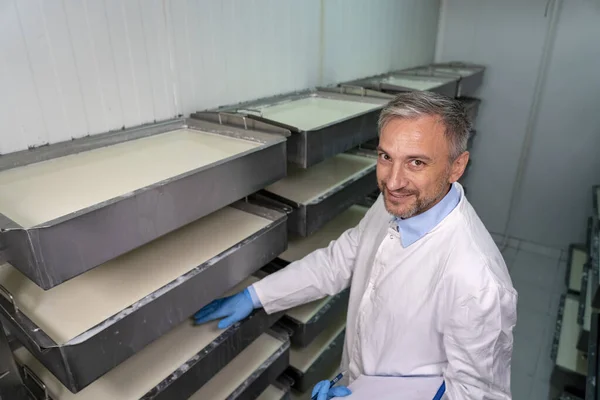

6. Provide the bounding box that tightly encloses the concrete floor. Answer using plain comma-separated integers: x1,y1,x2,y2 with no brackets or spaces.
502,243,568,399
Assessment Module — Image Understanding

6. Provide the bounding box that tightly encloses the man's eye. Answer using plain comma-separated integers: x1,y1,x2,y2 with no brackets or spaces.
411,160,424,167
378,153,391,161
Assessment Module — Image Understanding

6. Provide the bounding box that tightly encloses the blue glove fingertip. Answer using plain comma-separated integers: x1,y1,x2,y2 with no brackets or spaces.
330,386,352,397
311,380,328,397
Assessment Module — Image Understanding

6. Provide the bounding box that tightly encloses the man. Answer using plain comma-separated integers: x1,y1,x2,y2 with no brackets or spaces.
194,91,517,399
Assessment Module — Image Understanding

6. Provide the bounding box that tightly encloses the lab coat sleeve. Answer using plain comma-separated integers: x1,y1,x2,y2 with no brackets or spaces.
251,200,378,314
443,285,517,400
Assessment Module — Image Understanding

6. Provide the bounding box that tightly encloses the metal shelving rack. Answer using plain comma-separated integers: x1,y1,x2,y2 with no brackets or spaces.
0,60,484,400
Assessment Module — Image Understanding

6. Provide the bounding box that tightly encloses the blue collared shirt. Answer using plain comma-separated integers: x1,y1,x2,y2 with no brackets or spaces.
395,183,461,247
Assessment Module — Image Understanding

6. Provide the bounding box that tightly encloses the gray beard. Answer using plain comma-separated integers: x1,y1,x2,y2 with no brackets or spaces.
384,180,451,219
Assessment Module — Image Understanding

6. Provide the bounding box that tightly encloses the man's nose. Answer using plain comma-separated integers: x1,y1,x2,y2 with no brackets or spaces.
386,164,408,191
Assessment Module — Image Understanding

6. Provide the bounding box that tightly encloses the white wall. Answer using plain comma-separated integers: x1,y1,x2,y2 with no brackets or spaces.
0,0,439,155
508,0,600,247
436,0,600,248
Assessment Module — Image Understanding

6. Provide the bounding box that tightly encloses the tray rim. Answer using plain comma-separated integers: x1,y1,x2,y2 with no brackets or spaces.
0,201,286,349
212,88,390,134
0,116,286,231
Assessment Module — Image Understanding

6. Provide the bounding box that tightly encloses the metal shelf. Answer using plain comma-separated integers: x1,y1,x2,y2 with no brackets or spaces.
341,71,459,98
188,331,290,400
0,201,287,393
552,293,587,394
284,316,346,394
0,116,287,289
17,314,284,400
203,88,391,169
257,152,376,237
585,312,598,400
402,62,485,98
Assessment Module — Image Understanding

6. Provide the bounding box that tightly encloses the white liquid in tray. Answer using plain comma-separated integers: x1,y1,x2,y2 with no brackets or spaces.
12,277,259,400
279,205,368,263
382,76,446,90
0,207,270,344
289,315,346,373
0,129,259,227
257,96,379,131
189,333,284,400
266,153,375,204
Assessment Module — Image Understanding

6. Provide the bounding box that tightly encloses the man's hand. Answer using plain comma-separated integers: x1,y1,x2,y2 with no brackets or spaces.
311,380,351,400
193,289,254,329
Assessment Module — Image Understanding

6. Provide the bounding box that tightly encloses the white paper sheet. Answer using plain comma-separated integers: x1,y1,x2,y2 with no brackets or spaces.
343,375,444,400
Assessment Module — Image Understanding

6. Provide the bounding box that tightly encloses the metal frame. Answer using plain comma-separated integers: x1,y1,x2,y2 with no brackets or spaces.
403,62,486,98
551,293,587,395
19,323,288,400
551,294,567,363
579,263,590,326
145,315,285,400
586,312,598,399
203,89,391,169
0,201,287,393
593,185,600,219
341,71,459,98
257,156,377,237
0,326,28,400
567,244,588,294
589,218,600,309
0,116,288,289
225,335,290,400
284,327,346,393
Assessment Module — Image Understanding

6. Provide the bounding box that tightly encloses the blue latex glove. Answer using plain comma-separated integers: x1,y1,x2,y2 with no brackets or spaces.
193,289,254,329
311,380,352,400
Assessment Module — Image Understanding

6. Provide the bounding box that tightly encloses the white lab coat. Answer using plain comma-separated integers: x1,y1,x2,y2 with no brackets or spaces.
252,184,517,399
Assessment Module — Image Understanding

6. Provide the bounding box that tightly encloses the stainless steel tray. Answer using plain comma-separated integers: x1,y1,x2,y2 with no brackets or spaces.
0,201,287,393
187,331,290,400
594,185,600,219
284,325,345,393
256,152,376,237
17,314,284,400
589,218,600,309
587,313,598,399
0,116,288,289
201,88,392,168
342,71,459,98
256,384,291,400
402,62,485,97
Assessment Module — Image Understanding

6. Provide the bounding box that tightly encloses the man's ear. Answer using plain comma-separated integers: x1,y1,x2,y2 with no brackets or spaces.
449,151,470,183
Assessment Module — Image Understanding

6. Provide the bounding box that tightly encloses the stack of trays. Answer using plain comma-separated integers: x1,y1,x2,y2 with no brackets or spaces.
342,72,459,98
0,115,291,398
551,186,600,399
213,87,383,399
401,62,485,98
204,88,391,169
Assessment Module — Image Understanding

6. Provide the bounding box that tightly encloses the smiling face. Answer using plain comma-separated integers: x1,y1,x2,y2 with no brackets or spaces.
377,115,469,219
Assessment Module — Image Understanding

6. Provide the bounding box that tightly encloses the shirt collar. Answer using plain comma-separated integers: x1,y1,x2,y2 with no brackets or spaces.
394,183,461,247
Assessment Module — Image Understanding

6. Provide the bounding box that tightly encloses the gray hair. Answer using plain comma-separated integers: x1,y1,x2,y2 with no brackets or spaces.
378,91,472,161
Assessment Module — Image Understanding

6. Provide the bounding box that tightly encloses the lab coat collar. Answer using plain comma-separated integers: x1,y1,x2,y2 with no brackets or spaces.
395,183,461,247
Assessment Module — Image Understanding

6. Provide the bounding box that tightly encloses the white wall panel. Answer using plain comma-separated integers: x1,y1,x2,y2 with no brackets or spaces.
435,0,551,238
322,0,439,83
0,0,439,154
436,0,600,248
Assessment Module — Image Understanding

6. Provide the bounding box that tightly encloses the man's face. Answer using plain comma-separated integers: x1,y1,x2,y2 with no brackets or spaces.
377,115,469,219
